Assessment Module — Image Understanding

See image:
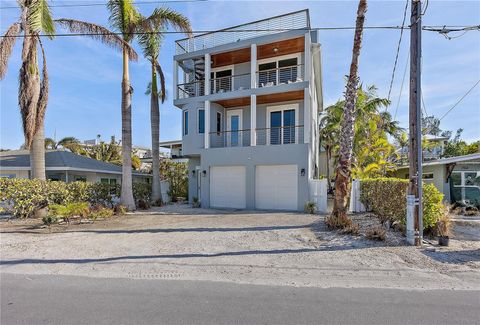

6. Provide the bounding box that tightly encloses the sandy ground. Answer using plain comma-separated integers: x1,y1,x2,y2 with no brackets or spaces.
1,204,479,290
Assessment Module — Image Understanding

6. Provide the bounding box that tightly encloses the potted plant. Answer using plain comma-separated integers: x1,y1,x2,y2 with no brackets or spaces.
436,207,452,246
192,197,201,208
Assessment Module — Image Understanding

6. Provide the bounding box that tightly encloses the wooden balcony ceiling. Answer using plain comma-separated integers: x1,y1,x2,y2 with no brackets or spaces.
215,90,304,108
211,37,305,68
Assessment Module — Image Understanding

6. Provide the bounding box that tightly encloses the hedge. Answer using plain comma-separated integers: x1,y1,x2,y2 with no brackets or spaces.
0,179,151,218
360,178,444,230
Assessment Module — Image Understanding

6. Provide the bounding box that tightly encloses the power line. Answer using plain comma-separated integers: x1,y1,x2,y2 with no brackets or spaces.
393,52,409,120
439,79,480,121
1,25,477,38
0,0,207,10
387,0,409,102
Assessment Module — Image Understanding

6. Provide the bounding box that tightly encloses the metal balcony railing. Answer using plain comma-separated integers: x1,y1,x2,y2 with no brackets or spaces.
258,64,304,88
209,125,304,148
256,125,304,146
175,10,310,55
177,79,205,99
210,129,251,148
210,73,251,94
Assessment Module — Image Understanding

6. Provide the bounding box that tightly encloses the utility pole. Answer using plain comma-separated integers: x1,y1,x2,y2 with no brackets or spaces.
407,0,423,246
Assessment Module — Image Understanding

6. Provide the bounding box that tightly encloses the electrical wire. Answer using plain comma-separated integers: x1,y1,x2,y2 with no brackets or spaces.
393,52,409,120
438,79,480,121
1,25,477,38
0,0,208,10
387,0,409,102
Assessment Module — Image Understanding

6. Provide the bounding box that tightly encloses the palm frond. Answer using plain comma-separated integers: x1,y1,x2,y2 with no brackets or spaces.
28,0,55,37
156,62,166,103
146,7,192,36
107,0,140,42
55,18,138,61
0,22,22,79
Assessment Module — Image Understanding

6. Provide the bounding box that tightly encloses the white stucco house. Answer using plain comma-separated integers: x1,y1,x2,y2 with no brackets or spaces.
173,10,323,211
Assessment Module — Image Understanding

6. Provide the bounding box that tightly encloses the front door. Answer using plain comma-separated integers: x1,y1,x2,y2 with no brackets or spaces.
227,109,242,147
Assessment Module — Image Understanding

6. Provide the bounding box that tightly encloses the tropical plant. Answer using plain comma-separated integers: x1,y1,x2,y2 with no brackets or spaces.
331,0,367,228
0,0,135,180
138,7,191,203
44,136,83,153
321,86,402,180
160,159,188,201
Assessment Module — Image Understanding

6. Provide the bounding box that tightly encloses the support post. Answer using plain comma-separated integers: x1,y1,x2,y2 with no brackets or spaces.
250,44,257,89
205,53,211,96
408,0,423,246
204,100,210,149
250,94,256,146
173,60,178,100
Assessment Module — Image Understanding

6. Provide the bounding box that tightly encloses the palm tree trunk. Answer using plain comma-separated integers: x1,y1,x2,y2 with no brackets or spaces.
30,124,46,180
120,47,136,210
150,62,162,203
326,145,332,193
332,0,367,222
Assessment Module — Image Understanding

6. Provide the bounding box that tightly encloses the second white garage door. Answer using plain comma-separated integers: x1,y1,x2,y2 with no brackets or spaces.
255,165,298,210
210,166,246,209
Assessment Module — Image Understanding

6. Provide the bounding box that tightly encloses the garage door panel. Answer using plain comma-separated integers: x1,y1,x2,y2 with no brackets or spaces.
210,166,246,209
255,165,297,210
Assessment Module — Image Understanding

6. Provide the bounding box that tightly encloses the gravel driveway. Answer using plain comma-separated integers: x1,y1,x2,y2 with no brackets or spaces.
1,204,479,290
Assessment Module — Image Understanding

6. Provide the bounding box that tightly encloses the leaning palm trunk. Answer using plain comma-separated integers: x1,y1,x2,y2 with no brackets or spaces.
121,48,136,210
331,0,367,224
150,62,162,203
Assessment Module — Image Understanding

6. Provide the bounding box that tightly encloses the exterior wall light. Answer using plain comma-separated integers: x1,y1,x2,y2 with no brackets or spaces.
301,168,305,176
192,170,196,175
202,170,207,177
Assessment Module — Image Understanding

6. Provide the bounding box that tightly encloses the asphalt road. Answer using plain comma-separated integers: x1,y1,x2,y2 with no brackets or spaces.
1,273,479,325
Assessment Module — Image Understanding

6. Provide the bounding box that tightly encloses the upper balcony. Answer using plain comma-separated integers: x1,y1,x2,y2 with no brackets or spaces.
175,10,310,55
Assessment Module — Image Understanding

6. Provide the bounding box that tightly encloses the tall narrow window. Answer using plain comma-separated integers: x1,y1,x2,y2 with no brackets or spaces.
198,109,205,134
183,110,189,135
216,112,222,133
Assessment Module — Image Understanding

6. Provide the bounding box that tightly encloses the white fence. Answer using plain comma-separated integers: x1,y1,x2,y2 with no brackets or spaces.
349,179,366,213
160,180,171,203
309,178,328,213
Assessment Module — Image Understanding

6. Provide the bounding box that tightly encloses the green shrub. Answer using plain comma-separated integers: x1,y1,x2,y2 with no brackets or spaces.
132,182,151,203
360,178,444,231
304,201,316,214
0,178,50,218
89,206,114,220
48,202,90,223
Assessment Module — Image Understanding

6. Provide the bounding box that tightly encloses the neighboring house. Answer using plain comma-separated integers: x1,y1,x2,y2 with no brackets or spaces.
393,153,480,206
173,10,323,211
0,150,151,184
397,134,450,164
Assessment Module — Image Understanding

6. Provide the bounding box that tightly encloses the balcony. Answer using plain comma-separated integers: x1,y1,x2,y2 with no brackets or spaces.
209,125,304,148
175,10,310,55
176,64,304,99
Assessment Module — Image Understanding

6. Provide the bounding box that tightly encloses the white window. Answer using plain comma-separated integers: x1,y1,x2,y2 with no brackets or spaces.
210,66,234,93
258,54,302,87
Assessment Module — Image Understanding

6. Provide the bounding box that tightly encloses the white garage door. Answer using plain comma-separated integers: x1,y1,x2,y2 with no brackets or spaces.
255,165,298,210
210,166,246,209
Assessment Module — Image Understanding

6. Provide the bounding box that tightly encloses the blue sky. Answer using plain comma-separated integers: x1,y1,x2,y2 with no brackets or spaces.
1,0,479,150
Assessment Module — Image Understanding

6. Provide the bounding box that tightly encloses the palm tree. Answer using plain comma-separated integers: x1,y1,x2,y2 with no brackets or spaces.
108,1,191,209
0,0,136,180
45,136,82,152
330,0,368,228
138,8,191,204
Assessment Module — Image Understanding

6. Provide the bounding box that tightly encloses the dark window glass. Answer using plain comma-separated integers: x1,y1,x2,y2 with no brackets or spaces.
183,111,189,135
451,172,461,186
270,111,282,145
259,62,277,86
216,112,221,133
199,109,205,134
283,109,296,144
213,70,232,92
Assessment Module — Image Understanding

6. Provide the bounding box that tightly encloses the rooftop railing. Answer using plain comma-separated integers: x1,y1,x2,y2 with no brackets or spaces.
175,10,310,55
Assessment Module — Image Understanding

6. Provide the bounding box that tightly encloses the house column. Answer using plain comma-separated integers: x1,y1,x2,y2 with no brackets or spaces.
204,53,211,149
250,44,257,146
250,95,257,146
173,60,178,100
250,44,257,89
304,33,312,144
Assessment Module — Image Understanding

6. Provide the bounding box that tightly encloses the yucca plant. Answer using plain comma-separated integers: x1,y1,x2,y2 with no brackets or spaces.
0,0,136,180
138,7,191,203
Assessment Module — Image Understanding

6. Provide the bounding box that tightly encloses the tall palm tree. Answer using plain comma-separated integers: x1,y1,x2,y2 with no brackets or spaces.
331,0,368,227
0,0,136,180
108,1,191,209
138,8,191,204
44,136,82,152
